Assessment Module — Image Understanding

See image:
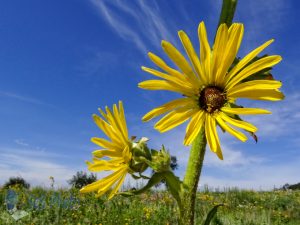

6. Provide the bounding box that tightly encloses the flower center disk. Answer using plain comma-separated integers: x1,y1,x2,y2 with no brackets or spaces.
199,86,226,113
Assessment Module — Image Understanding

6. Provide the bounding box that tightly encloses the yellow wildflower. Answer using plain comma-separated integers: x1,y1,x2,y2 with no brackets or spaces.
139,21,283,159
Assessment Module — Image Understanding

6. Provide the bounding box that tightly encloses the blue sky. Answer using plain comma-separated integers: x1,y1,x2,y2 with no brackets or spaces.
0,0,299,190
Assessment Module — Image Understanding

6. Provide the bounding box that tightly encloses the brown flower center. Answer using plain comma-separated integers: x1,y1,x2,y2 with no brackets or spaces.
199,86,226,113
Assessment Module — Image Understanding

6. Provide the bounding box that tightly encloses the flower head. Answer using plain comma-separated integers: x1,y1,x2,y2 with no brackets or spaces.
80,101,132,199
139,21,284,159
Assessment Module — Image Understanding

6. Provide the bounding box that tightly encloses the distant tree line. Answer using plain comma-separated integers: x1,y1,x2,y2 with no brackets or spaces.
2,167,299,191
281,183,300,191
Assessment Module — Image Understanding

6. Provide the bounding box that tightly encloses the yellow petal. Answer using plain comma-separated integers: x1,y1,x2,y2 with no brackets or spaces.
205,114,223,160
91,137,121,150
141,66,193,89
142,98,195,122
118,101,128,139
105,106,128,144
221,107,271,115
155,108,197,133
147,52,189,82
224,39,274,84
228,89,284,101
98,108,109,121
95,166,128,197
113,104,128,140
93,114,124,147
161,40,200,87
108,172,127,199
215,116,247,142
228,23,244,57
138,80,196,96
140,67,196,96
225,55,282,90
198,21,211,82
211,23,228,85
178,30,207,84
80,166,127,194
184,110,205,145
227,80,282,96
92,149,122,158
88,160,122,172
95,167,128,198
122,145,132,163
216,24,244,85
219,112,257,133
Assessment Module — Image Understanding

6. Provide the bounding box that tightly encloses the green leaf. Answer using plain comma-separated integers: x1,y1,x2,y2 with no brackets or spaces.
117,172,165,197
242,69,273,82
164,171,182,204
202,204,224,225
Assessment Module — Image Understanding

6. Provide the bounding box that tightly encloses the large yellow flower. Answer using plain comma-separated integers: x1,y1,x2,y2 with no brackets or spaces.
80,101,132,199
139,21,284,159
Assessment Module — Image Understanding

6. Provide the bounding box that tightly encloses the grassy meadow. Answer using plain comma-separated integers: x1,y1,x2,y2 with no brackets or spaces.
0,186,300,225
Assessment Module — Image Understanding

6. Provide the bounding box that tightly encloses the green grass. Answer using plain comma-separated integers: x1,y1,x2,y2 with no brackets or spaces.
1,187,299,225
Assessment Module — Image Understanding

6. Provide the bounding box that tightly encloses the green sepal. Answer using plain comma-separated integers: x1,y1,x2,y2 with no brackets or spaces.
130,173,150,180
151,149,159,156
202,204,224,225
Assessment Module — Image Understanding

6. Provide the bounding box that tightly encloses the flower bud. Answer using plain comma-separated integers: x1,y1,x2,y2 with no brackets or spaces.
150,146,171,172
129,137,151,173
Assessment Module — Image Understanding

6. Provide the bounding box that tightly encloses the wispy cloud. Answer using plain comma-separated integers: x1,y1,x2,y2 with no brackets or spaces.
210,0,290,54
89,0,178,53
236,0,291,52
14,139,29,147
76,51,120,76
90,0,147,52
0,91,55,108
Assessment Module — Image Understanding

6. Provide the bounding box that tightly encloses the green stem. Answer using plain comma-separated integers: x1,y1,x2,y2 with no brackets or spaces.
217,0,238,28
179,128,206,225
177,1,238,224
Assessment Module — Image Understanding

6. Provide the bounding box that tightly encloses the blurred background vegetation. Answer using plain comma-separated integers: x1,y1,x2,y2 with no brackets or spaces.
0,174,300,225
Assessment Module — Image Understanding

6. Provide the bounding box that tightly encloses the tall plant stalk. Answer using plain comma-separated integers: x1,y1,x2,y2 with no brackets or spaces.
178,1,238,224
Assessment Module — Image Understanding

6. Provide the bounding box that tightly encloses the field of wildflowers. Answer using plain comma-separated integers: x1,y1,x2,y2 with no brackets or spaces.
1,186,299,225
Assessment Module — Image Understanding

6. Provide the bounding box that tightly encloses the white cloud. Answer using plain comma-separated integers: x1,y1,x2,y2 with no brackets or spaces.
0,147,82,188
203,144,264,168
201,157,300,190
89,0,178,53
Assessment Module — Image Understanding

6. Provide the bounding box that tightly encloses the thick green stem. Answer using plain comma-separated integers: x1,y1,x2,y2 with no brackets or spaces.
177,1,238,224
179,128,206,225
217,0,237,28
